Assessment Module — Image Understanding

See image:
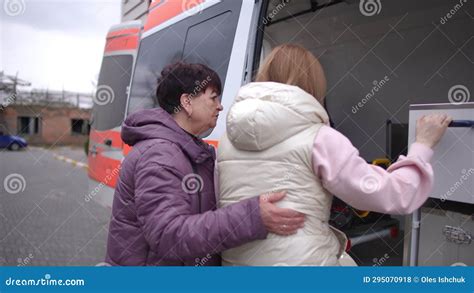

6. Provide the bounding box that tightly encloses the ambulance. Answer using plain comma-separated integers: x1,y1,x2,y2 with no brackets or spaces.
89,0,473,265
88,21,140,208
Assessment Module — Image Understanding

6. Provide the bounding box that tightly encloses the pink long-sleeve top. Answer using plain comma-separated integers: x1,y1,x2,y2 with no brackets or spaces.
312,125,434,215
215,126,434,215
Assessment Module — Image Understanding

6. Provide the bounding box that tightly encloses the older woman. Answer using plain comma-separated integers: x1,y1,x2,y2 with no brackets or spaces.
218,44,451,266
105,62,305,266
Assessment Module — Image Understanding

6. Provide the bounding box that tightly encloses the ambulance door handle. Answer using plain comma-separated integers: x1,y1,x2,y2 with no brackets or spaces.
104,139,112,147
448,120,474,127
443,226,472,245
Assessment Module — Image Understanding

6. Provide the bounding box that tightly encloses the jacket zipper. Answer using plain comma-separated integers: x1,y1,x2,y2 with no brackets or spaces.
191,163,202,213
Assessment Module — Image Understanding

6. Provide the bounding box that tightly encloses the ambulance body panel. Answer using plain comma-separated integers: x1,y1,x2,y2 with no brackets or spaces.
88,21,141,208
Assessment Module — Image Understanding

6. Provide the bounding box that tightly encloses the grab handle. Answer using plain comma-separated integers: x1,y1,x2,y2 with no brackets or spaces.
448,120,474,128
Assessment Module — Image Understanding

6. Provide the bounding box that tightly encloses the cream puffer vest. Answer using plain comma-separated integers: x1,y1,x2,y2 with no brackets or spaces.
217,82,349,266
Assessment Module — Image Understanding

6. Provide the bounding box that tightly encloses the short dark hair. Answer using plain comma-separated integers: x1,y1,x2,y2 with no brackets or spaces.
156,62,222,114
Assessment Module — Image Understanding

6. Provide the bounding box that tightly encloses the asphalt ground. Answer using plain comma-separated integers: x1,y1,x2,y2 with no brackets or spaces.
0,146,110,266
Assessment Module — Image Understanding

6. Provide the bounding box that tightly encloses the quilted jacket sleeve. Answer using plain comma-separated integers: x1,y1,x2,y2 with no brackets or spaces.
135,159,268,259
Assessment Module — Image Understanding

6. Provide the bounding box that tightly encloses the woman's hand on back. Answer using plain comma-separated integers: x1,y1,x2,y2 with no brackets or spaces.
259,191,306,236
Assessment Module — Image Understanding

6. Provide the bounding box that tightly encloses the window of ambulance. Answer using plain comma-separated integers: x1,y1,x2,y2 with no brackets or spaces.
91,55,133,131
127,1,242,116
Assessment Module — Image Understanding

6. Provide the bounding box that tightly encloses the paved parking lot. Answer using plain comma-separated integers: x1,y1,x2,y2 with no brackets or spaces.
0,146,110,266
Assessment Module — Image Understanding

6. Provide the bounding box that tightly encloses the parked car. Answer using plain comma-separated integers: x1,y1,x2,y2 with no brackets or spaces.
0,131,28,150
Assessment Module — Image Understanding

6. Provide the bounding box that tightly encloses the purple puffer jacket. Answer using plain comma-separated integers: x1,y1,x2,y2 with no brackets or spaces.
105,108,267,266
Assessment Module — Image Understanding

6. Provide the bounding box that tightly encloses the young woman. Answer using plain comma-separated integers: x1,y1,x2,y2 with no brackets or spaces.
105,62,305,266
217,44,452,266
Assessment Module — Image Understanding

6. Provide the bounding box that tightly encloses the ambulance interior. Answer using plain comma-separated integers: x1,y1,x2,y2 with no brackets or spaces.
257,0,473,265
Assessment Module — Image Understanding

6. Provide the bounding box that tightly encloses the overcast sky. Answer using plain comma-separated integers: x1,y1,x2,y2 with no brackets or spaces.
1,0,121,93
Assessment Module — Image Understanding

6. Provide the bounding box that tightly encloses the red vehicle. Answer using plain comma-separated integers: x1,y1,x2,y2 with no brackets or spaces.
87,21,141,208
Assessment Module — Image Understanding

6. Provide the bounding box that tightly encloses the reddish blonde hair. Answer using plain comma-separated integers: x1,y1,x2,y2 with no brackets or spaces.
256,44,327,102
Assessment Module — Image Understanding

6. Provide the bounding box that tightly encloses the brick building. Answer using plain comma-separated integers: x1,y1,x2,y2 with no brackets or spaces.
0,103,91,147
